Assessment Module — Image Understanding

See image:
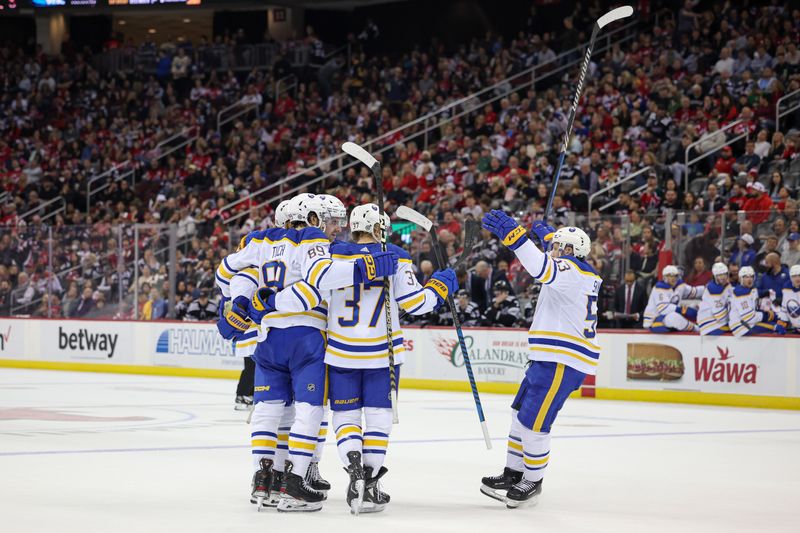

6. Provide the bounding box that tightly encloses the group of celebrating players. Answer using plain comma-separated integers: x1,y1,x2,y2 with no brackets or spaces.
213,193,605,513
643,262,800,336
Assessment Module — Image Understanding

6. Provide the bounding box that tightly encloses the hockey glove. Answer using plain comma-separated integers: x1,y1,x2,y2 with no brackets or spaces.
482,210,528,251
775,322,787,335
250,287,277,323
425,268,458,308
531,220,556,251
218,295,231,320
354,251,399,284
217,296,251,340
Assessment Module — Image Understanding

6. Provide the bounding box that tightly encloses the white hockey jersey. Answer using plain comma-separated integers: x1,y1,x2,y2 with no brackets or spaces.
779,283,800,330
697,281,732,335
642,280,704,328
512,239,603,375
324,241,440,369
215,227,352,331
729,285,765,337
228,267,262,357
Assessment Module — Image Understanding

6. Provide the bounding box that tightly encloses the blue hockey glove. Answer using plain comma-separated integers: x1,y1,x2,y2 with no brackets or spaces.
481,209,528,251
425,268,458,308
218,295,230,320
531,220,556,251
250,287,277,323
216,296,251,340
775,322,787,335
354,251,399,284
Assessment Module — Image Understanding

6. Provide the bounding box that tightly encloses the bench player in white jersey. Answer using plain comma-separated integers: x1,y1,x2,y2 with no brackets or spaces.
729,266,786,337
643,265,704,332
324,204,457,514
216,194,397,512
779,265,800,332
698,263,733,336
479,211,602,508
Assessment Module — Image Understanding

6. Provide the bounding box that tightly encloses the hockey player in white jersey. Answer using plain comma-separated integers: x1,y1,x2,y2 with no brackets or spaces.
479,211,602,508
215,194,398,512
779,265,800,332
324,204,457,514
643,265,704,333
698,262,733,336
730,266,786,337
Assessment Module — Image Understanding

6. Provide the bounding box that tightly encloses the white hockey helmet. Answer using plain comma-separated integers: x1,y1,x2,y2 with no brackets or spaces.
288,193,326,229
350,203,390,238
662,265,680,277
318,194,348,227
790,264,800,277
551,226,591,259
274,199,292,228
711,262,728,278
739,266,756,278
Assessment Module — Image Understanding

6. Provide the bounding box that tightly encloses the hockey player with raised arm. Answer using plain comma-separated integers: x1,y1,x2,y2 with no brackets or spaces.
325,204,457,514
643,265,704,333
779,265,800,332
215,194,398,512
698,262,733,336
479,210,601,508
729,266,786,337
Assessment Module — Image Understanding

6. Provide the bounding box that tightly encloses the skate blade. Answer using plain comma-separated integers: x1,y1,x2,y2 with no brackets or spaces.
505,494,540,509
350,480,365,516
480,485,507,503
277,496,323,513
234,405,250,411
359,502,387,514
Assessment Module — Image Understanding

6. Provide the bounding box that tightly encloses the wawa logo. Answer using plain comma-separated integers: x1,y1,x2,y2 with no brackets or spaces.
694,347,757,384
0,325,10,350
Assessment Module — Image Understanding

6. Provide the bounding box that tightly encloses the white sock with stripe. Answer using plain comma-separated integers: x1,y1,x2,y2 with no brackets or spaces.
505,409,525,472
363,407,391,471
250,400,285,472
519,426,550,482
333,409,363,465
275,403,295,472
288,402,323,477
313,405,329,463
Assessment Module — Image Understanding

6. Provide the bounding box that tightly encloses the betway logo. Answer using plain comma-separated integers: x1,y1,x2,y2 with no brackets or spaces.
58,327,118,358
693,347,756,384
156,328,233,357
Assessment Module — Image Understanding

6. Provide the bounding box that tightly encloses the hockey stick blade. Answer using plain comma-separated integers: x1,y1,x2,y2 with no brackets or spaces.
395,206,433,231
455,219,481,268
341,142,378,169
597,5,633,29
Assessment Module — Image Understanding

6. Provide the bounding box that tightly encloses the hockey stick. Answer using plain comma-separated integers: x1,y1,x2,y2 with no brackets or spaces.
396,206,491,449
341,141,400,424
543,5,633,223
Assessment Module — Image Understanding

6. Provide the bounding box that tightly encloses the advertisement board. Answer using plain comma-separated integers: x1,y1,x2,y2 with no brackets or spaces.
152,322,239,370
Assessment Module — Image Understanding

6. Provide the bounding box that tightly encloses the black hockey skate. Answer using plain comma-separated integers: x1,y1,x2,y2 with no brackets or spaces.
235,395,253,411
344,451,366,515
480,467,523,502
250,458,274,511
277,461,324,513
306,461,330,498
361,466,390,513
505,478,543,509
261,470,284,508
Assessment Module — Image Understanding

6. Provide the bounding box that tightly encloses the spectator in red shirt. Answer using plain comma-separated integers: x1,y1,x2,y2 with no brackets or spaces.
685,256,712,286
713,146,736,175
742,182,773,225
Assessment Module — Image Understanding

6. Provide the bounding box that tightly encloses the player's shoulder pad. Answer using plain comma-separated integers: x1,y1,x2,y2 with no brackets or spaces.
560,255,601,279
242,228,276,246
331,241,365,256
295,226,329,243
654,280,672,290
706,281,725,295
387,243,412,262
733,285,752,297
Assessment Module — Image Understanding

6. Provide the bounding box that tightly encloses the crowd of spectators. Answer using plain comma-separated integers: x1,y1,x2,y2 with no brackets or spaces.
0,2,799,331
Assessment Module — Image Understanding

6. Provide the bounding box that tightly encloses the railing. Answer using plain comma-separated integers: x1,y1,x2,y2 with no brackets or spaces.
86,160,135,214
588,166,653,213
684,120,749,192
275,73,298,103
17,197,65,223
221,16,643,226
217,101,259,137
776,88,800,133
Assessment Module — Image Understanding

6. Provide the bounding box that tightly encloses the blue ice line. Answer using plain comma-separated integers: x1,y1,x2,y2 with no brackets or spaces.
1,428,799,457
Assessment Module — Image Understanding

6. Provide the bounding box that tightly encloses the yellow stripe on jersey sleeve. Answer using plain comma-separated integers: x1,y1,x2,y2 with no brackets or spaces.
309,258,333,286
295,281,320,308
539,258,554,284
399,293,425,311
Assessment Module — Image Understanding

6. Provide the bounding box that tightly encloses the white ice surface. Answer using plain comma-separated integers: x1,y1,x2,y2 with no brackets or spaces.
0,369,798,533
